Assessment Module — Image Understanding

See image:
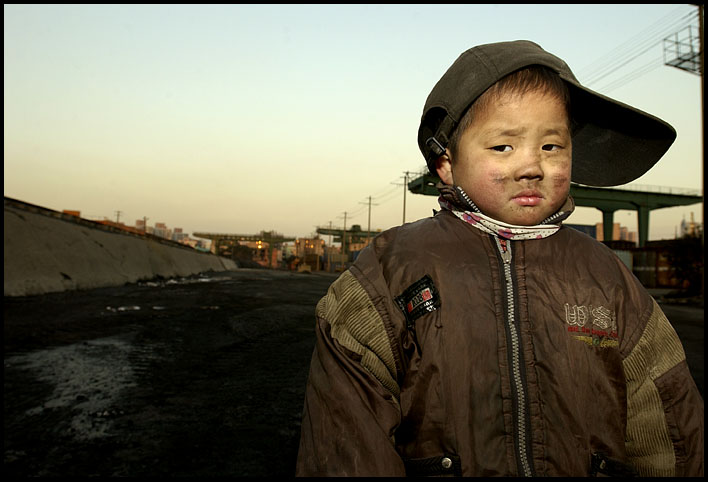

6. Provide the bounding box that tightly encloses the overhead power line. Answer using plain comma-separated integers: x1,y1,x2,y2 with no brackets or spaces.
330,174,404,228
372,183,400,199
597,56,664,93
578,5,698,90
374,187,402,205
577,6,692,77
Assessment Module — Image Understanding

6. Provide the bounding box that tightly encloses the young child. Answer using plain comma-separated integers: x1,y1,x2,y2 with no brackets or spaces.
296,40,703,477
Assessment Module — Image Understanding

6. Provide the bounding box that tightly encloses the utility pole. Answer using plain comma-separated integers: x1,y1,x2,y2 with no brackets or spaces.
341,211,347,256
360,196,378,246
402,171,410,224
328,220,332,272
143,216,149,233
115,210,122,224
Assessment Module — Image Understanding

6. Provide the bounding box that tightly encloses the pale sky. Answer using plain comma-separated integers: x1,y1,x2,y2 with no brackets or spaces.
4,4,703,241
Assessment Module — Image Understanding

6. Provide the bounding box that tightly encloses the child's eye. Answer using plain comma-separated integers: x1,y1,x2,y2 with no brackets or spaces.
491,145,512,152
542,144,561,151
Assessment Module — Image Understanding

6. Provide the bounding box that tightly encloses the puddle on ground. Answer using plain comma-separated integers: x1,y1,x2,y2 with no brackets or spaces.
5,334,139,441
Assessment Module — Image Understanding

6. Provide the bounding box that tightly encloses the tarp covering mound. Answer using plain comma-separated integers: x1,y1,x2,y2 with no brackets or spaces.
4,197,237,297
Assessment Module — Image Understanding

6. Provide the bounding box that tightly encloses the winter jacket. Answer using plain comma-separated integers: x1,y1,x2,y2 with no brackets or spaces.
296,203,704,477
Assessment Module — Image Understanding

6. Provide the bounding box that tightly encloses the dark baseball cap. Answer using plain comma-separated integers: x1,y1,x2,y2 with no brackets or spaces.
418,40,676,187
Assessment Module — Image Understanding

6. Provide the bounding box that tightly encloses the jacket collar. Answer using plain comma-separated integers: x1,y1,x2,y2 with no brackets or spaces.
437,183,575,240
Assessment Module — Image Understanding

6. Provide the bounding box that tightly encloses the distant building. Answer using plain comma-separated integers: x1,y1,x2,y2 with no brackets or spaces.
62,210,81,217
632,240,684,289
282,242,297,259
292,237,326,271
131,220,179,240
680,212,703,238
171,227,188,242
295,237,325,257
595,222,637,245
153,222,169,239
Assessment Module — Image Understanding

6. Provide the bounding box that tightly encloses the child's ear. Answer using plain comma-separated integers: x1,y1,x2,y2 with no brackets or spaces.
435,150,454,185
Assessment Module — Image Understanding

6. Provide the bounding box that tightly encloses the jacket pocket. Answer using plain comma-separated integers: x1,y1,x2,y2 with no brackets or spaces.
403,453,462,477
589,452,637,477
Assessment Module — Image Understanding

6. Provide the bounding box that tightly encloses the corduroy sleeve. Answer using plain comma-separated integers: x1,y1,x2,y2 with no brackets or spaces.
295,270,405,476
622,299,704,477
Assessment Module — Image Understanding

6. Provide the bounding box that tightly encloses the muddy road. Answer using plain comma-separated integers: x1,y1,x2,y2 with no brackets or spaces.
3,268,703,476
4,269,337,477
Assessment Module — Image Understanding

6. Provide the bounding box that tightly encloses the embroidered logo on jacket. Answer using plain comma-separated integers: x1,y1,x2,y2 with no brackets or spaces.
395,275,440,330
564,303,619,348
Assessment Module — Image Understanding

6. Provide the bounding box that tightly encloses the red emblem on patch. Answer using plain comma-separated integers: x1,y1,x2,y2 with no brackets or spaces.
407,288,433,313
395,275,440,329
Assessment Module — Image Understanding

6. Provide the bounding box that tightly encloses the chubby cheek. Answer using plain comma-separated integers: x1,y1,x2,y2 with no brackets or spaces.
454,166,505,207
464,178,506,213
463,165,507,187
477,168,508,199
551,165,571,184
489,169,507,185
549,170,571,199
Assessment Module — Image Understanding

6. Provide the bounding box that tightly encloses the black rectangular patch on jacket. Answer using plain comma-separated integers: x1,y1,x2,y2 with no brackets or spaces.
395,275,440,330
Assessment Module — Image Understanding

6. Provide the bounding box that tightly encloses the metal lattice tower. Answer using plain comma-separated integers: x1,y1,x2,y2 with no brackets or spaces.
663,23,701,75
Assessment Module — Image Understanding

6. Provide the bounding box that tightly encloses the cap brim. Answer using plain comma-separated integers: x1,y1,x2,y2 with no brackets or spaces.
565,79,677,186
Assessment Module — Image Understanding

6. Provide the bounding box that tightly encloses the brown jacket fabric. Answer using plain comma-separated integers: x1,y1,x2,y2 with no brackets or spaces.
296,208,704,477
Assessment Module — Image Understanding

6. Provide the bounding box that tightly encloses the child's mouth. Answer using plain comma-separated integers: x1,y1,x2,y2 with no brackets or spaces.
512,190,543,206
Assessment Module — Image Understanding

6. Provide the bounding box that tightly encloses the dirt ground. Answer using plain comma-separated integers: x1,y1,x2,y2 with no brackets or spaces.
3,269,704,477
4,269,337,477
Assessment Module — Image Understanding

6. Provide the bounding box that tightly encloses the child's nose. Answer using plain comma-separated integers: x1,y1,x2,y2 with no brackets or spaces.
514,150,544,181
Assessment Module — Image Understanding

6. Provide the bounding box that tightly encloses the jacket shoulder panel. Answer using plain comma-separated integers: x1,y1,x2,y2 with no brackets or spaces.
316,270,400,398
622,299,688,476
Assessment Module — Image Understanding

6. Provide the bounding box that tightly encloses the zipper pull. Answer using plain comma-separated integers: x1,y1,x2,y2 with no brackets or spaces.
497,238,512,264
501,247,512,264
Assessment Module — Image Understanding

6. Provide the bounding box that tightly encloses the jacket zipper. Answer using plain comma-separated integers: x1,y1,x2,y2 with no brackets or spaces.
494,236,535,477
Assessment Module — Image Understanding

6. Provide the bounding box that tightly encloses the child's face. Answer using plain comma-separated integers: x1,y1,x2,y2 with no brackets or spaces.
437,89,572,226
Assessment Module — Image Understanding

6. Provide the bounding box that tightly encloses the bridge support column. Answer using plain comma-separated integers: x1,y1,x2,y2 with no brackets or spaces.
637,205,650,248
601,210,616,242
